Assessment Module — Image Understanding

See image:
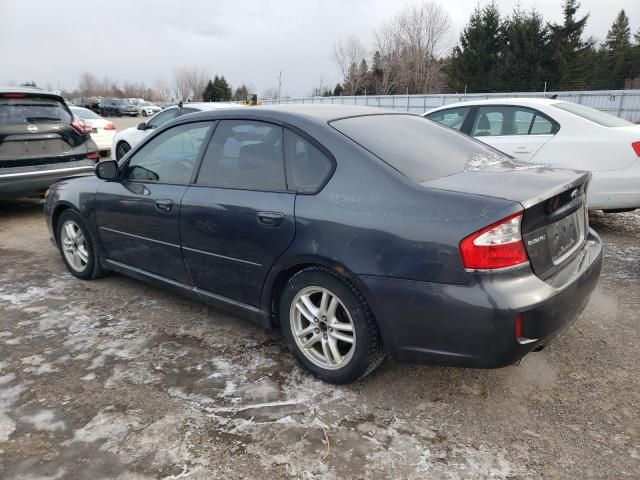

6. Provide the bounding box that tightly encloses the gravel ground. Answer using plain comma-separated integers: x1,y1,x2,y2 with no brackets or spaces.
0,199,638,480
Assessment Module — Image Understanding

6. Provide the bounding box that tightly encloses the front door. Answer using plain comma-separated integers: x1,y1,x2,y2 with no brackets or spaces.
180,119,296,307
96,120,214,284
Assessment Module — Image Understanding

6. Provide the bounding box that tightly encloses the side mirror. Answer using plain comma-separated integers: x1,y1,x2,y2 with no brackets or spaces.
137,122,147,131
95,160,118,180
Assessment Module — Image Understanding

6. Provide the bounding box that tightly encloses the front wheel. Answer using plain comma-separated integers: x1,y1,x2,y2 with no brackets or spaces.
115,141,131,160
280,267,385,384
56,210,104,280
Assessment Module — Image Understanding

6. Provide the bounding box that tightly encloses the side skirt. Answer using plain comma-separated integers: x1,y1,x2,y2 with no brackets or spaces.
103,259,272,328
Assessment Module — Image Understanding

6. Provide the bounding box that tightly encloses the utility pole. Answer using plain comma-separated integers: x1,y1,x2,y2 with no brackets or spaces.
278,71,282,100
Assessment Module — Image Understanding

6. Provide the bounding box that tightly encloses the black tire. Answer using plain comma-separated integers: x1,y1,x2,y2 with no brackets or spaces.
115,141,131,160
142,111,147,117
280,267,385,384
56,210,105,280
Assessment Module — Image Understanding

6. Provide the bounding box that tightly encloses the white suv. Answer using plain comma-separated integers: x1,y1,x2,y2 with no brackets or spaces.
111,102,244,160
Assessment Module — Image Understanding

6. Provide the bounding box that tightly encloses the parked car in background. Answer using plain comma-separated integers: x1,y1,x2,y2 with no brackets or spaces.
424,98,640,212
70,106,116,157
99,98,138,117
111,102,244,159
135,101,162,117
45,105,602,383
70,96,101,113
0,87,99,196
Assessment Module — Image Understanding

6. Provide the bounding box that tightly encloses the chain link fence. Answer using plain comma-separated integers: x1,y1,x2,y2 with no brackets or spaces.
261,90,640,122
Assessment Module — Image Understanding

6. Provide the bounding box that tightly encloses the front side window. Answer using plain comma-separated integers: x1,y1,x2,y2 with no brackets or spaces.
426,107,470,131
147,108,177,128
196,120,286,191
284,130,333,193
124,122,212,184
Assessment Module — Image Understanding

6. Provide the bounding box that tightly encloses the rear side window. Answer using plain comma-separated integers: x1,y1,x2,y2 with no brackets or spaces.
196,120,286,191
426,107,470,131
331,114,501,183
0,96,72,125
284,130,333,193
553,101,633,127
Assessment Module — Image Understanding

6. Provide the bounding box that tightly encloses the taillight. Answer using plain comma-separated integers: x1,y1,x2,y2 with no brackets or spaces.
87,152,99,160
2,93,26,98
631,141,640,157
459,211,529,270
71,115,91,134
103,123,116,130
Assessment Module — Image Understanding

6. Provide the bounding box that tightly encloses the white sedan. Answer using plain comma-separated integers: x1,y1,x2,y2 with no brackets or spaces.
136,101,162,117
111,102,244,160
70,106,117,156
424,98,640,212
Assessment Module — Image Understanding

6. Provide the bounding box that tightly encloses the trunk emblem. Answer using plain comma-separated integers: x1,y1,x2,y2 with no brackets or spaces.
27,124,38,133
527,235,546,246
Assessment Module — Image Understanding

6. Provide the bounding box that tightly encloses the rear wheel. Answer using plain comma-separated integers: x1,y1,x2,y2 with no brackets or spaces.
115,141,131,160
280,267,385,384
56,210,104,280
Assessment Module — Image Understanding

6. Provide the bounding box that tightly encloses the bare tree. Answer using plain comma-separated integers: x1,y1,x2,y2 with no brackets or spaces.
333,35,367,95
396,2,451,92
78,73,99,96
184,67,209,102
310,75,332,96
173,68,192,101
154,79,172,102
262,86,280,100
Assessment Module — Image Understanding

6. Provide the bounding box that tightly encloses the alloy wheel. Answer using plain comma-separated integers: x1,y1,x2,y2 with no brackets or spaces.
60,220,89,273
290,286,356,370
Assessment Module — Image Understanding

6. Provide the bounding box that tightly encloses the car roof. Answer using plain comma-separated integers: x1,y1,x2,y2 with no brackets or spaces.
0,86,64,100
182,102,245,110
252,104,400,121
427,97,563,113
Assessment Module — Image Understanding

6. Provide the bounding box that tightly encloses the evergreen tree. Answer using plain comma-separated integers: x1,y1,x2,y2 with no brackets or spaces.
499,8,551,91
601,10,633,88
357,59,371,95
234,84,249,101
333,83,343,96
448,2,504,92
548,0,596,90
202,80,215,102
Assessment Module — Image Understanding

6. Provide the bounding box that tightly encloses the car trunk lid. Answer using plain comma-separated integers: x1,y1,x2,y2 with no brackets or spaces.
424,156,590,279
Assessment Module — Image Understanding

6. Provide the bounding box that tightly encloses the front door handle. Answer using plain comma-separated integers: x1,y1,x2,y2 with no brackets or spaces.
155,199,174,212
257,211,284,227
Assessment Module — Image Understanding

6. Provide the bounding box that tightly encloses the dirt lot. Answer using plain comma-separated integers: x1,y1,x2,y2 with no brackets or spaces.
0,197,638,479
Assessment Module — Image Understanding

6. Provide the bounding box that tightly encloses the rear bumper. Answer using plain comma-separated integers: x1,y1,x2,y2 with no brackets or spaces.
0,160,96,195
588,166,640,210
358,229,603,368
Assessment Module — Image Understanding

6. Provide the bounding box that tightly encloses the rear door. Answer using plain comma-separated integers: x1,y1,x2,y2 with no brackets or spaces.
96,120,213,284
180,119,295,307
468,106,558,161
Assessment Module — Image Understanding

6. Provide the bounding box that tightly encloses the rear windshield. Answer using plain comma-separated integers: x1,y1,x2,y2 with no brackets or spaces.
331,114,503,182
553,101,633,127
0,97,72,125
71,107,101,120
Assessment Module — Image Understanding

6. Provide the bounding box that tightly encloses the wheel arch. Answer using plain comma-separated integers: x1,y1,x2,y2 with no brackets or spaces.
262,255,379,330
51,201,75,242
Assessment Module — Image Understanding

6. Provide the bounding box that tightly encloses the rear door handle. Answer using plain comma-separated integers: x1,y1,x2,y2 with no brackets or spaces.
514,146,532,154
257,211,284,227
155,199,174,212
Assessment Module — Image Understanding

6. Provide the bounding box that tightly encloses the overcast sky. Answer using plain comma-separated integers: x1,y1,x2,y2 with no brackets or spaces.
1,0,639,97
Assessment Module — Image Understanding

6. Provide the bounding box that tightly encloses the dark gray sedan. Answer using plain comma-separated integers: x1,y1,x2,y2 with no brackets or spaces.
44,105,603,383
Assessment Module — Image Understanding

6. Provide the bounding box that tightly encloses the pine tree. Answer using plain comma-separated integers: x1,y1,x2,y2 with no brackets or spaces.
202,80,215,102
333,83,343,96
601,10,633,88
548,0,596,90
499,8,550,91
449,2,504,92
